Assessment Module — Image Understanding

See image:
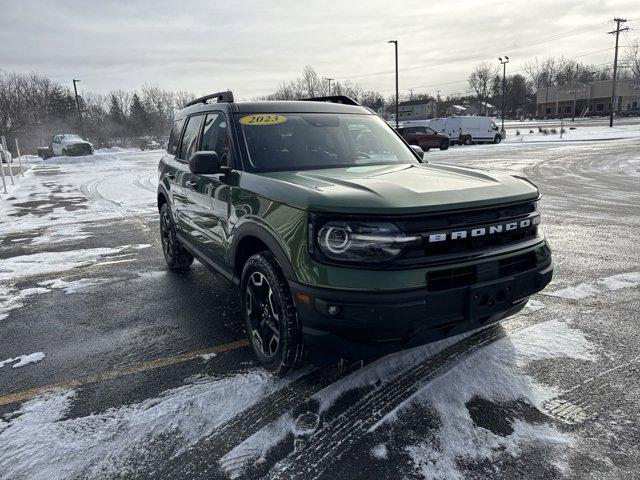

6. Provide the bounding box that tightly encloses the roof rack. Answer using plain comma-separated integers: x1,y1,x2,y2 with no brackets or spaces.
184,90,234,108
304,95,360,106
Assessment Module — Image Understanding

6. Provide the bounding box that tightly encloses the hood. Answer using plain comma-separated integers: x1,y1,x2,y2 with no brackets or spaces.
62,139,92,146
239,163,539,215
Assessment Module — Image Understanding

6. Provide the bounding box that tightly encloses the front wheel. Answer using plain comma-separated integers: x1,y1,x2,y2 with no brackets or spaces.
159,202,193,272
241,252,305,374
463,136,473,145
494,135,502,144
439,139,449,150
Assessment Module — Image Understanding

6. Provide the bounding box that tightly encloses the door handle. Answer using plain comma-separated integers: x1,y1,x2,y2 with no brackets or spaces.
165,172,175,180
186,180,197,190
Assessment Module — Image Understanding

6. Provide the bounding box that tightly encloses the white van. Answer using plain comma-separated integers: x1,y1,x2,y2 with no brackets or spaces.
444,117,503,145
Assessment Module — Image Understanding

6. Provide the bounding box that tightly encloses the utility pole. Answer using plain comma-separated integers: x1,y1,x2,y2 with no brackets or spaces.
608,18,628,127
498,56,509,131
409,88,413,100
388,40,399,129
72,79,84,137
436,89,440,118
324,77,334,96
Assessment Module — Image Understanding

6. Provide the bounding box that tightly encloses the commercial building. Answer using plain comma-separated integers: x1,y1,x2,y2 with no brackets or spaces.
536,78,640,117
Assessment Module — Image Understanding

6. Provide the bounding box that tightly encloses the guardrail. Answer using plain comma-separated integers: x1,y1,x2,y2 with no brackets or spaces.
1,136,25,195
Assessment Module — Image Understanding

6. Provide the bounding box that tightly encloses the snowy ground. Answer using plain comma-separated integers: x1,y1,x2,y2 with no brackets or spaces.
0,133,639,479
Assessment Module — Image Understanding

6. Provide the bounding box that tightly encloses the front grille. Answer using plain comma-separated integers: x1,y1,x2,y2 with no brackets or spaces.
397,200,539,266
426,251,537,292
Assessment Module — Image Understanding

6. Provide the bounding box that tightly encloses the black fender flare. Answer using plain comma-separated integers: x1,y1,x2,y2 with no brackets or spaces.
230,222,299,283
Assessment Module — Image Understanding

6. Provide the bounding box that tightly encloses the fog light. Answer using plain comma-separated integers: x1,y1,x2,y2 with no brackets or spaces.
328,305,340,317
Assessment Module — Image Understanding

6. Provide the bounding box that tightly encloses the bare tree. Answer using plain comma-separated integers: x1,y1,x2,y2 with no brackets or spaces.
468,62,497,115
625,38,640,79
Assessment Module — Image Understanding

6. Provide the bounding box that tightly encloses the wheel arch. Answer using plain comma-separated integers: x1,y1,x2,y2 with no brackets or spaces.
230,223,299,284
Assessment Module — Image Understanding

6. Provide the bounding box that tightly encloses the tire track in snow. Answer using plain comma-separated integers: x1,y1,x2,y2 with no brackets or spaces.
144,362,365,480
266,314,543,480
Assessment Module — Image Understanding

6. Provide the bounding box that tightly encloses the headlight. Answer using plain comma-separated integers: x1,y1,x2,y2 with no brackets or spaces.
316,221,420,263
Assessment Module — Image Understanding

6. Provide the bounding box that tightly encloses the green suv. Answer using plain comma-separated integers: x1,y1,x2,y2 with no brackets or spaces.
157,91,552,374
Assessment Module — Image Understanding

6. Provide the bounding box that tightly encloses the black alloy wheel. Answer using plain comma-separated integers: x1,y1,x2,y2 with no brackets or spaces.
245,271,281,358
241,252,305,374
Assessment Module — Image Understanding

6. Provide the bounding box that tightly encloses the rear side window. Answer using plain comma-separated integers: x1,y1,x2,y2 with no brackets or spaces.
178,115,204,161
167,118,185,155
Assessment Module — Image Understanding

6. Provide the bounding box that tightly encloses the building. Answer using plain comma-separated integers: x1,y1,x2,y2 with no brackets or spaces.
387,98,438,120
536,78,640,117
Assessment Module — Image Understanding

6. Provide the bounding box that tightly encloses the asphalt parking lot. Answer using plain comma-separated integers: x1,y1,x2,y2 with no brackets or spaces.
1,133,639,479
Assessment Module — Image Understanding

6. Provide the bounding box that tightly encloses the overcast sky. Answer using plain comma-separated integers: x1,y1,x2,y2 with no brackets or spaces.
1,0,639,100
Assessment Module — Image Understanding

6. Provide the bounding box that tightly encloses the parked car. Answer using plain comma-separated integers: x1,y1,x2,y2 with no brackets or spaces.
139,139,162,150
157,91,552,373
38,134,94,159
397,125,449,151
619,107,640,117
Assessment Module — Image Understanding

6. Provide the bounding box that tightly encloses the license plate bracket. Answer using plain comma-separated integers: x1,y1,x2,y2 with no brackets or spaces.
468,278,515,320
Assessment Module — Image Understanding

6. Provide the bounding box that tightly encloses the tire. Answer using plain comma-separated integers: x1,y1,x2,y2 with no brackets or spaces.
159,202,194,272
62,149,67,156
423,147,430,152
464,136,472,145
241,251,305,374
494,135,502,144
439,139,449,150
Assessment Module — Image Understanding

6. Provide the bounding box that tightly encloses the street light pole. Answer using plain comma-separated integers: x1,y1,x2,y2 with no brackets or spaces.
498,56,509,131
388,40,399,129
324,77,334,96
72,79,84,137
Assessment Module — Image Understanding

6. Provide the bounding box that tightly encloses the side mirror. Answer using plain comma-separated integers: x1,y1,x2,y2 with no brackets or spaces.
410,145,424,160
188,151,227,174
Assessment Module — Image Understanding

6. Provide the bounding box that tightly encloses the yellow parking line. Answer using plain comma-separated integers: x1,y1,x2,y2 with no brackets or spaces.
0,339,249,407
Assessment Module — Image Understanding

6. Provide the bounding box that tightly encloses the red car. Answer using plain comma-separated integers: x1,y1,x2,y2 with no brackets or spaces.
398,126,450,151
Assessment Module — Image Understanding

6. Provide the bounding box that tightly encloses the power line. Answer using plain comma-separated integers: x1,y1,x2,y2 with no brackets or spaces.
334,21,612,82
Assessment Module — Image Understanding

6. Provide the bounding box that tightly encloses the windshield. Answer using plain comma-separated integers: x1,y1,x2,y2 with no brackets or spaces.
63,134,84,141
235,113,417,172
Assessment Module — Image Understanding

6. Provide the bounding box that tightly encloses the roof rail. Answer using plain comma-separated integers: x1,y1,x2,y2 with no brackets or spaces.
304,95,360,106
184,90,234,108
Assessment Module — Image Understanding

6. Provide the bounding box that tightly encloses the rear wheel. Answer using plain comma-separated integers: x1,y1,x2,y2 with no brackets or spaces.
159,202,193,272
439,139,450,150
241,252,305,374
463,136,472,145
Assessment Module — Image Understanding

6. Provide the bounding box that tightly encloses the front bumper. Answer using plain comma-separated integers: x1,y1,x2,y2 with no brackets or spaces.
66,143,94,155
291,254,552,363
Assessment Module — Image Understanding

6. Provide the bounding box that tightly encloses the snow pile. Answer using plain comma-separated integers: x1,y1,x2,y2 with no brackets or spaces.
0,370,287,480
0,352,45,369
95,147,141,154
504,124,640,144
545,271,640,300
44,153,120,165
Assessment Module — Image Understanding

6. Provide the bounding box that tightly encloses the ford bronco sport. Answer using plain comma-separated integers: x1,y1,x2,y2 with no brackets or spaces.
157,91,552,374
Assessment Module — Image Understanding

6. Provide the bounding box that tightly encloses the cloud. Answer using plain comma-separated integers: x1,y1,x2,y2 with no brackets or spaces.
1,0,638,99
